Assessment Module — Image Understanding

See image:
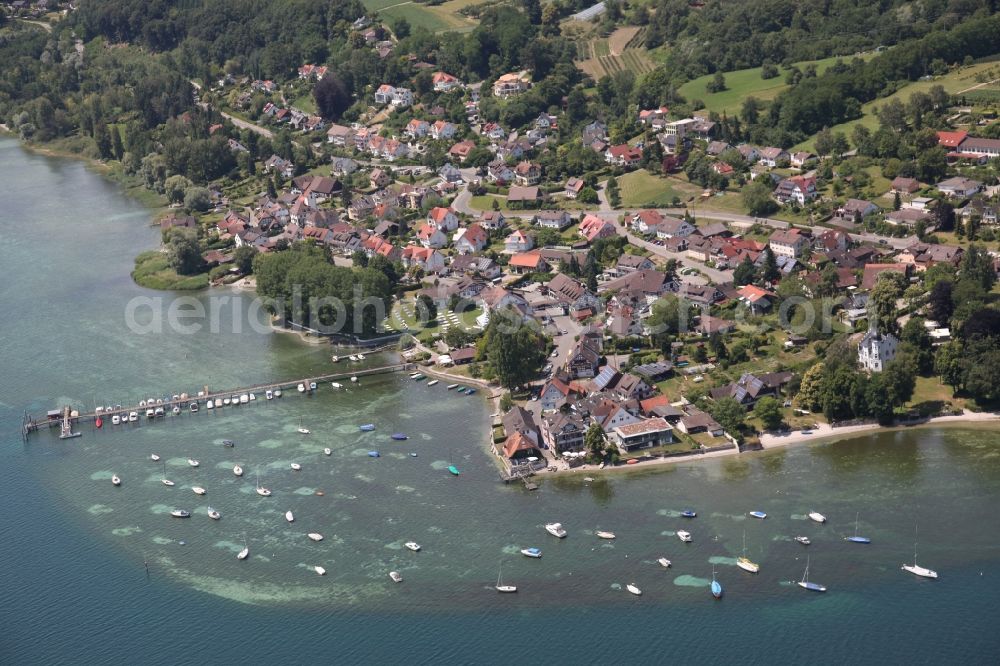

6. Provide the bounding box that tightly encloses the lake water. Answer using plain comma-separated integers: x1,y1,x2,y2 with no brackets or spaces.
1,137,998,664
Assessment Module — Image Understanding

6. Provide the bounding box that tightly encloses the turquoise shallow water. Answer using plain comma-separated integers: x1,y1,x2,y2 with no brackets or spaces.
1,138,999,664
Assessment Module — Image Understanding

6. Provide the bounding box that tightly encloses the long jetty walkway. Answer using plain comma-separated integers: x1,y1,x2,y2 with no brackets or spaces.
22,362,412,439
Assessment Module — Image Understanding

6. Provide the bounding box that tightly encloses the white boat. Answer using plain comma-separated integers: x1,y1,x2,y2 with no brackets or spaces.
274,389,282,398
677,530,692,543
207,507,221,520
427,380,439,386
266,390,273,400
138,401,146,408
154,406,165,417
545,523,568,538
161,479,175,487
404,541,421,551
189,402,198,413
331,382,342,389
192,486,206,495
596,531,616,540
171,406,180,415
657,557,672,568
314,566,326,576
297,383,306,393
111,415,120,425
297,427,310,434
187,458,200,467
309,382,317,391
795,536,811,545
349,355,358,361
797,556,827,592
223,397,231,406
389,571,403,583
239,394,249,404
290,463,302,471
249,393,256,401
737,529,760,573
324,448,332,456
170,509,191,518
332,355,340,363
308,533,324,542
409,373,421,379
626,584,642,596
233,465,243,476
206,400,214,410
128,411,138,422
256,486,272,497
111,474,121,486
357,354,365,360
902,539,938,579
285,511,295,523
150,454,160,462
237,538,249,560
145,408,155,418
495,561,517,593
808,511,827,523
350,376,358,383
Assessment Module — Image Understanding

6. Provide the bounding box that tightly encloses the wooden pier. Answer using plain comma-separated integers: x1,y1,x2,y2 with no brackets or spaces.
22,362,413,438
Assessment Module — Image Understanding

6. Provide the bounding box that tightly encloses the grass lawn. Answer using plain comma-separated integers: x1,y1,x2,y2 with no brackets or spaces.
618,169,701,208
290,93,316,115
794,60,1000,151
375,2,476,33
689,191,748,215
907,375,968,413
680,54,876,116
132,251,210,290
469,194,512,212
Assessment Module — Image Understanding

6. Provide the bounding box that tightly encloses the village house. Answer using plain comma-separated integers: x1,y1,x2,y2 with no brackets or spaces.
541,411,587,454
936,176,983,199
768,228,808,259
959,197,999,226
326,123,355,146
564,177,586,199
706,140,732,156
404,119,430,139
885,207,933,229
604,144,643,168
638,106,669,125
449,254,501,279
539,376,572,411
504,229,534,253
514,161,542,186
453,223,489,255
896,242,964,271
790,151,817,168
487,160,515,184
432,71,462,92
401,245,445,273
448,140,476,163
478,210,507,231
614,254,655,276
263,155,294,178
737,144,760,163
522,211,569,234
861,263,910,290
546,273,600,313
737,284,778,315
773,175,817,205
374,84,413,107
430,120,457,140
653,216,697,239
676,408,725,437
709,372,793,408
507,186,542,208
507,251,549,274
835,199,880,224
579,214,617,243
427,206,459,232
416,223,448,249
858,328,899,372
438,163,463,183
612,418,674,453
890,176,921,195
759,147,789,168
492,72,531,98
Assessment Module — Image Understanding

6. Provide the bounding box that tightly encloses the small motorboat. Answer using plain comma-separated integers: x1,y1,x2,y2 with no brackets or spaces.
297,383,306,393
466,388,476,395
111,474,121,486
266,390,273,400
626,584,642,596
138,401,146,408
248,393,256,401
324,448,332,456
189,402,198,413
349,355,358,362
170,509,191,518
207,507,221,520
521,547,542,558
161,479,175,487
309,382,317,391
255,486,272,497
291,462,302,471
187,458,200,468
359,424,376,432
274,389,282,398
681,510,697,518
658,557,672,568
239,394,249,404
545,523,567,538
808,512,827,524
224,397,233,406
446,384,458,390
389,571,403,583
596,531,616,540
331,382,342,389
285,511,295,523
128,411,138,422
749,511,767,519
214,398,223,408
145,408,155,419
297,427,310,434
154,407,165,417
795,536,811,545
448,465,460,476
350,376,358,383
308,533,324,542
404,542,421,552
332,355,340,363
150,454,160,462
192,486,207,495
233,465,243,476
426,380,439,386
172,406,180,415
206,401,214,410
367,451,380,458
111,415,120,426
222,439,235,448
411,373,425,380
314,566,326,576
677,530,692,543
230,394,239,405
409,453,418,458
391,433,408,441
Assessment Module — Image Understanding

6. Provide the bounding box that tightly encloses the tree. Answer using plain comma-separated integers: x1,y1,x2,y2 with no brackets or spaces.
166,228,204,275
958,244,996,292
733,255,756,286
927,280,954,323
882,356,916,408
585,422,607,459
482,308,546,390
795,362,825,411
164,175,192,204
760,247,779,284
868,272,906,334
499,392,513,412
893,191,901,211
314,74,352,120
646,294,686,341
864,373,894,424
233,245,257,274
935,341,965,393
577,187,599,204
111,125,124,160
416,294,438,323
706,71,727,93
94,121,113,159
753,396,783,431
351,250,368,268
391,17,411,39
183,186,211,212
708,397,745,441
742,180,778,217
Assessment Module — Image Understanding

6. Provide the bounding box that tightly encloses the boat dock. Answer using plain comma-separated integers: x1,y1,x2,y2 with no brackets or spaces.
21,363,412,439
